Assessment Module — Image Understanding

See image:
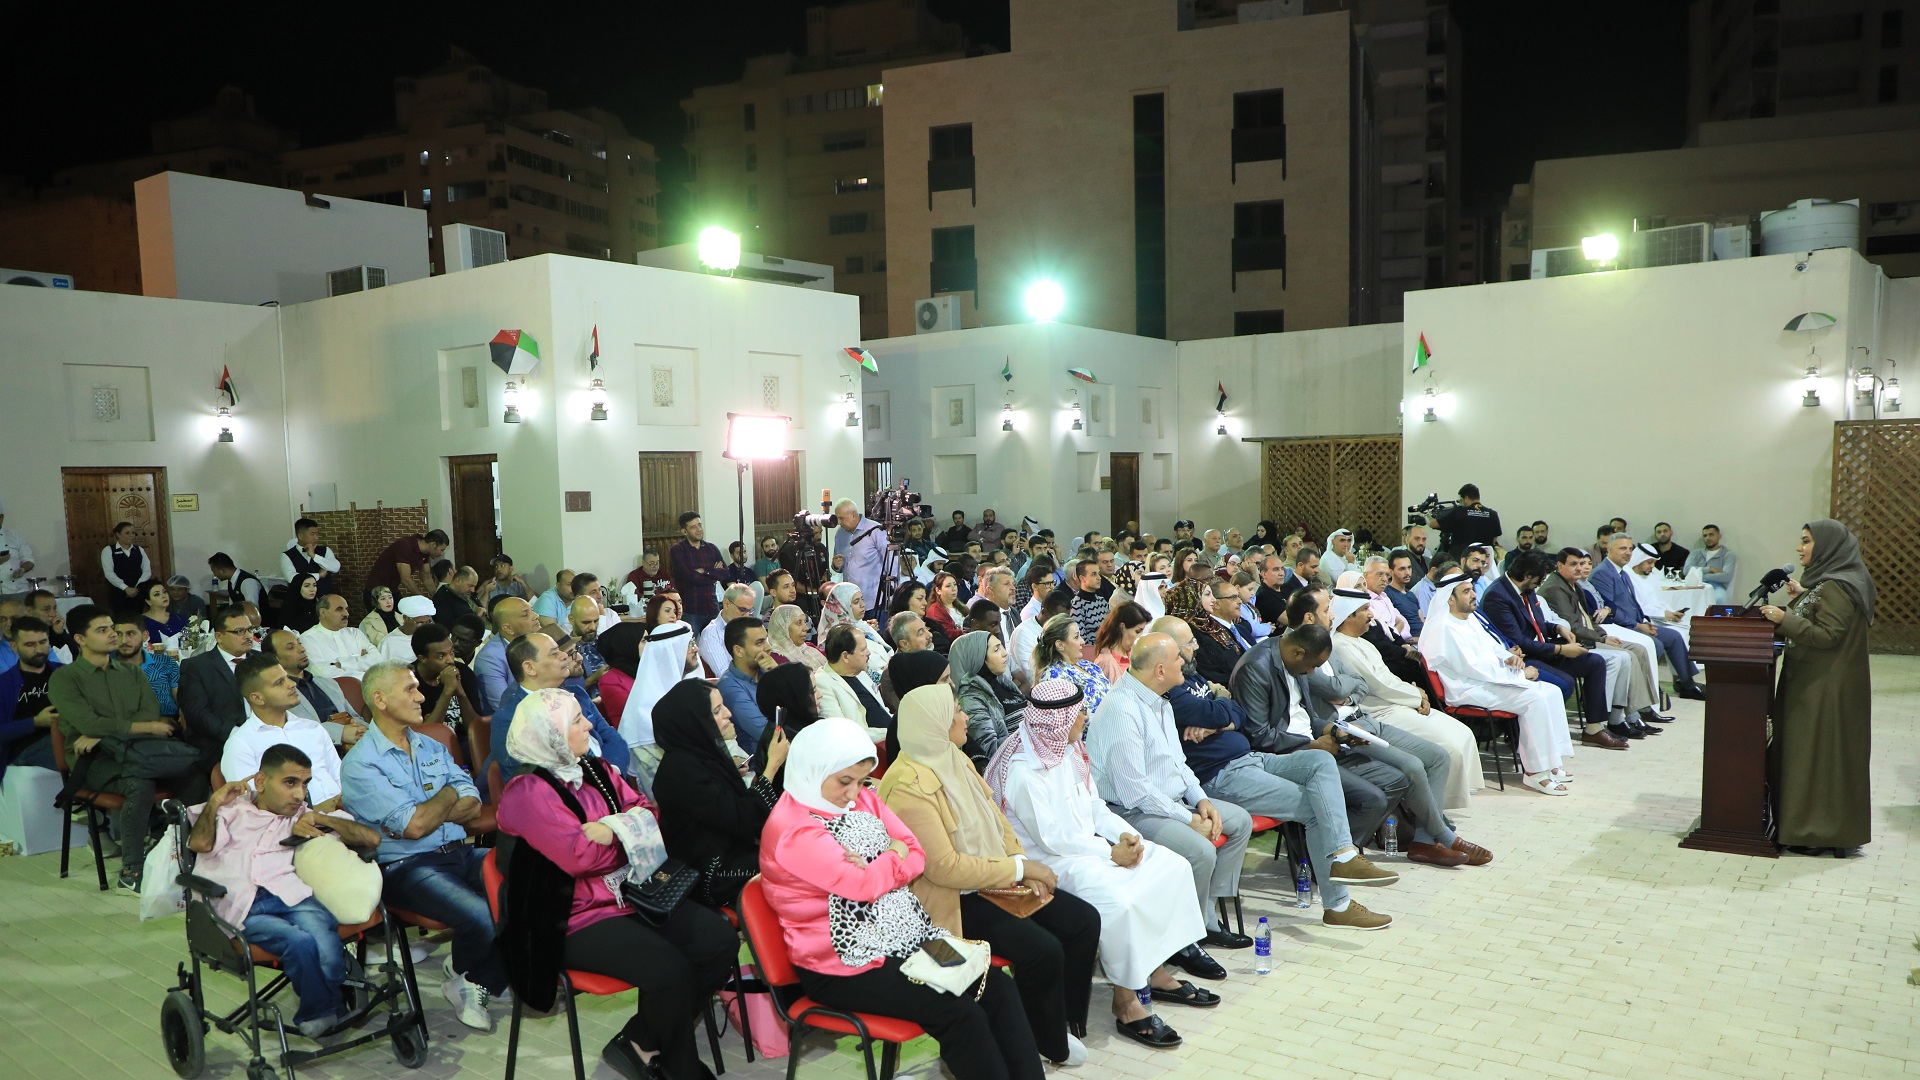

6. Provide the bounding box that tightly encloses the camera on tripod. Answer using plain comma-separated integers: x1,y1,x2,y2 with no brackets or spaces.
1406,492,1458,517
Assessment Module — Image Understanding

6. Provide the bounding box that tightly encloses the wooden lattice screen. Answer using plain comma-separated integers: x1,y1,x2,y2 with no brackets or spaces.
1260,435,1404,546
1831,420,1920,654
306,501,431,623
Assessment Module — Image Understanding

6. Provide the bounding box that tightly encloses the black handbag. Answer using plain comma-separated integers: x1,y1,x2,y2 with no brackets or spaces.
101,735,201,779
620,859,700,926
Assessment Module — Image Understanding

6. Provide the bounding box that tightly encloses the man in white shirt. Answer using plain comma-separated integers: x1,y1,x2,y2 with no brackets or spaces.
378,595,438,664
1087,632,1251,951
970,565,1017,645
0,504,36,601
697,584,758,677
300,594,377,680
1011,590,1071,693
221,653,346,810
278,517,343,585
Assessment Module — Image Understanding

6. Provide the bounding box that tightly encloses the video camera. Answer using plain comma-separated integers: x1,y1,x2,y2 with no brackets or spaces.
868,480,933,544
1406,492,1459,517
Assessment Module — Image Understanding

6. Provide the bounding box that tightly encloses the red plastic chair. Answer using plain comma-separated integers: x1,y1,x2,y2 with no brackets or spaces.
484,848,725,1079
738,875,926,1080
335,675,367,718
1418,656,1518,789
51,725,171,890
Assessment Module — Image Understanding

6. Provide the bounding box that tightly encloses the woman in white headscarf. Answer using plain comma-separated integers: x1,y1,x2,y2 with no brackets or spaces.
495,688,738,1080
757,716,1045,1080
765,604,822,669
1418,574,1576,796
985,679,1208,1051
618,620,699,793
816,581,893,682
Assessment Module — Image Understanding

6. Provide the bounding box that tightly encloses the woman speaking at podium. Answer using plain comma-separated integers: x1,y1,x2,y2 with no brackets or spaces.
1759,520,1876,857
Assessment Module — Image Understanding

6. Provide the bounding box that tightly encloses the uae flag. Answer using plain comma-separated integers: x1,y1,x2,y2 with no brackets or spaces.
1411,332,1433,374
589,325,601,370
216,365,239,406
1215,381,1228,412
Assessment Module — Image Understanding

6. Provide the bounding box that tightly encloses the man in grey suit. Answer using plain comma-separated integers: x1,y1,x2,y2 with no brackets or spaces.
268,627,367,748
176,605,258,785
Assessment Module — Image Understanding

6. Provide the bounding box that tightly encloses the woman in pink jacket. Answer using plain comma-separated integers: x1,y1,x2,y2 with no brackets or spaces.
758,716,1044,1080
497,688,737,1080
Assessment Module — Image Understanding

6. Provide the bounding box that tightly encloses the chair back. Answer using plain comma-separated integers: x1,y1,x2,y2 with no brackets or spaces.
335,675,366,717
417,722,467,768
481,848,504,922
466,715,492,799
1417,655,1451,710
48,726,70,777
737,876,799,990
487,760,505,806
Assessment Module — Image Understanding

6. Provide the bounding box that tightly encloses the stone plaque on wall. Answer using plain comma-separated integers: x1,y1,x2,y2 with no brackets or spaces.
65,364,153,442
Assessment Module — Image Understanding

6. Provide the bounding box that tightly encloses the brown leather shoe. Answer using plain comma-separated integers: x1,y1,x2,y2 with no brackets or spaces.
1405,841,1468,867
1449,837,1493,866
1581,728,1630,750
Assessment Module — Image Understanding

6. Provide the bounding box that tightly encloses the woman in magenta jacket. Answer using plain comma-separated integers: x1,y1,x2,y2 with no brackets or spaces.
497,688,736,1080
758,715,1044,1080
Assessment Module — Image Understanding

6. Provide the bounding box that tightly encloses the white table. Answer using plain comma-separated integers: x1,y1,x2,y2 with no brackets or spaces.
1658,583,1716,621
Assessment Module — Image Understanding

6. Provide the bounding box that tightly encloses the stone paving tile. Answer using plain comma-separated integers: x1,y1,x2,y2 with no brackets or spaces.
1,655,1916,1079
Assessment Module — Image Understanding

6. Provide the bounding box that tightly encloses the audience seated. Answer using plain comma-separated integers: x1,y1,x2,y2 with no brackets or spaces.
757,716,1044,1080
814,623,896,762
138,578,189,644
377,595,438,664
474,597,537,714
340,661,502,1031
618,620,701,793
949,630,1020,762
651,679,785,907
971,565,1018,645
279,574,321,633
877,611,932,710
432,567,481,628
178,605,261,796
1628,543,1694,643
49,604,192,890
1092,601,1151,685
1012,589,1071,693
391,622,472,735
187,745,381,1038
1086,631,1260,966
1166,579,1249,687
491,632,628,781
817,582,893,684
879,682,1104,1064
697,585,758,677
1539,549,1667,737
1325,598,1484,808
924,571,966,650
1683,524,1738,605
118,608,180,724
360,586,401,645
0,614,59,775
495,687,737,1080
1591,535,1705,699
1033,612,1112,716
1384,549,1426,637
714,615,776,752
1279,546,1321,604
1066,560,1110,645
300,595,378,682
1481,552,1623,747
220,653,345,809
1419,575,1577,796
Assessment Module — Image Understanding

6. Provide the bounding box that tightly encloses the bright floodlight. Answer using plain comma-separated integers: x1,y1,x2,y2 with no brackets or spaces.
723,412,791,460
1024,280,1065,322
1581,233,1619,264
698,226,742,271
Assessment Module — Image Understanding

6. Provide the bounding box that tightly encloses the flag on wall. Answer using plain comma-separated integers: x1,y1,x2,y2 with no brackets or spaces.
1000,357,1012,382
844,346,879,373
216,366,239,406
589,325,601,370
1215,382,1228,412
1411,332,1432,373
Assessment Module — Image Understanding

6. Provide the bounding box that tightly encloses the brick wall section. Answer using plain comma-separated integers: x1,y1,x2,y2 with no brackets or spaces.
307,501,429,622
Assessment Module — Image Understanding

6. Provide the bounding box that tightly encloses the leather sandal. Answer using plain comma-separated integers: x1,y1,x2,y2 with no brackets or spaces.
1115,1014,1182,1049
1148,980,1221,1008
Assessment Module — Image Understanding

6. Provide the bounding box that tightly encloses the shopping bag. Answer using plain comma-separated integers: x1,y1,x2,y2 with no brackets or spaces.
138,824,186,921
720,965,789,1059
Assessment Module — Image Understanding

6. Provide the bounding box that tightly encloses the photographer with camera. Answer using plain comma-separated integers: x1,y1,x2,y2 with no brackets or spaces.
1416,484,1502,558
833,499,888,614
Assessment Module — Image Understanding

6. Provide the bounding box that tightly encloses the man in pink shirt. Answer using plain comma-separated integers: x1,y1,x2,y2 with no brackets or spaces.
188,743,380,1037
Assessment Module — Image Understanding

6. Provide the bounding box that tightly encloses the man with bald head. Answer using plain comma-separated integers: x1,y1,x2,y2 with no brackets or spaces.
474,595,537,713
567,596,609,688
1087,630,1255,971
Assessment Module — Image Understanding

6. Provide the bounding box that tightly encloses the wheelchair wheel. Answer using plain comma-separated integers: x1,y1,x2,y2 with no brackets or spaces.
160,991,206,1079
392,1022,428,1068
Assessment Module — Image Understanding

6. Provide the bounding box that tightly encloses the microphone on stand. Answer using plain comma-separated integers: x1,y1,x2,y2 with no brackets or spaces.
1741,564,1794,611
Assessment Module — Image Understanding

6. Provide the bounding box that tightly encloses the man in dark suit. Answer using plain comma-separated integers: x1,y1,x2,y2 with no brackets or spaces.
177,605,258,783
1278,545,1321,604
1481,552,1629,749
1590,535,1704,699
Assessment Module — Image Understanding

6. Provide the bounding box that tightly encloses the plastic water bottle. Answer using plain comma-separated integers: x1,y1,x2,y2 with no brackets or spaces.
1253,917,1272,975
1383,815,1399,856
1294,857,1313,909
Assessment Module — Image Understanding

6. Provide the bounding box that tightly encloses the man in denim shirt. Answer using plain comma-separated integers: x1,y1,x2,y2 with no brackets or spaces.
340,661,503,1032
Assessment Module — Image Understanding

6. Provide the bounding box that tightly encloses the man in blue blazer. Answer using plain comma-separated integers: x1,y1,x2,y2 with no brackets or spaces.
1590,536,1704,699
1481,552,1632,748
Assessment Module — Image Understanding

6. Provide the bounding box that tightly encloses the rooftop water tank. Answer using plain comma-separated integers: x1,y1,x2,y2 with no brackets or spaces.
1759,199,1860,255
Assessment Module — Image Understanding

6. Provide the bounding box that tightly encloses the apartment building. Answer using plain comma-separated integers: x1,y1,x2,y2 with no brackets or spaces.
680,0,975,339
1689,0,1915,129
880,0,1378,340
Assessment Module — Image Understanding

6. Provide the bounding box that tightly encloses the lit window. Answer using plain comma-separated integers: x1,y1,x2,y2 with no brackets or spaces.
867,83,884,107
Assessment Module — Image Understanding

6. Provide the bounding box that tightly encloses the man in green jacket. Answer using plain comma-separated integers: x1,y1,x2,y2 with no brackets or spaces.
49,604,178,890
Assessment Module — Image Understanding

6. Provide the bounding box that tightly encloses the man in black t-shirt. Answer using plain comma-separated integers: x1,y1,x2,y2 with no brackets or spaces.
3,615,60,772
1433,483,1502,556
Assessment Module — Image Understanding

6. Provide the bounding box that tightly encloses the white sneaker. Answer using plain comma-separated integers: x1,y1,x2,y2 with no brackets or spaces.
442,972,494,1031
1051,1034,1088,1067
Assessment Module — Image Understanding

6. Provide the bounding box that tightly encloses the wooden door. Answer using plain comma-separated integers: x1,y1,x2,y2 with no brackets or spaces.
863,457,893,505
752,451,803,551
447,455,499,570
1109,453,1140,537
63,467,171,602
637,451,699,565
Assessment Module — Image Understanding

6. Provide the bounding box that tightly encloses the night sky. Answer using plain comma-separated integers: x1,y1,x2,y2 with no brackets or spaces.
0,1,1687,237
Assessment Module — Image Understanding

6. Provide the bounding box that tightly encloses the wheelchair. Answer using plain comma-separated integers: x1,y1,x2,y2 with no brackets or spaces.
155,800,431,1080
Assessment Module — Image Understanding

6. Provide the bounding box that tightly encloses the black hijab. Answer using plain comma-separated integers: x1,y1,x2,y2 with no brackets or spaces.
653,679,737,786
281,574,319,633
598,622,647,678
755,662,820,737
889,650,949,699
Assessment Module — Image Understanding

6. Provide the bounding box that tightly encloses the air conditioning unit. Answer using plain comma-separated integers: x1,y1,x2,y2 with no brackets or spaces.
1712,225,1752,261
444,223,508,271
2,268,75,288
1528,246,1589,279
914,295,961,333
327,265,388,296
1629,222,1710,268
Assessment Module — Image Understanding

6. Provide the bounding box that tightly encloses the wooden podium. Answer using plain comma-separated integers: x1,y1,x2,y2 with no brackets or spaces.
1678,610,1780,857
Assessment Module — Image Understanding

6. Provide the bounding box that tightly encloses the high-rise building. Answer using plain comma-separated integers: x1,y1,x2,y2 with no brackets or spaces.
1689,0,1915,131
50,86,297,199
680,0,977,340
280,50,659,273
879,0,1380,340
